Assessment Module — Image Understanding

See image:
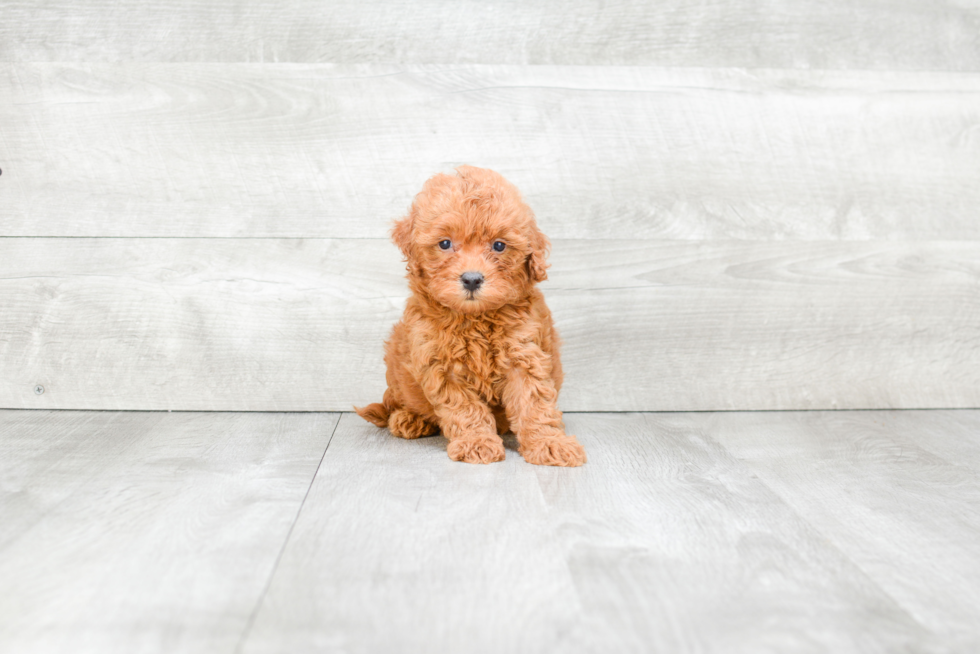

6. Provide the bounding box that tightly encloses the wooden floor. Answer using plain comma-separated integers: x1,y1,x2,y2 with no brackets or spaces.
2,409,979,653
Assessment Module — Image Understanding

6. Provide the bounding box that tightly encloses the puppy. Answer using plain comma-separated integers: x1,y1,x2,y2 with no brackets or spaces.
356,166,586,466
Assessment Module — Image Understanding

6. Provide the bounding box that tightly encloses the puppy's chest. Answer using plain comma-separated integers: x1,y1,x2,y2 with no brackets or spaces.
446,323,509,401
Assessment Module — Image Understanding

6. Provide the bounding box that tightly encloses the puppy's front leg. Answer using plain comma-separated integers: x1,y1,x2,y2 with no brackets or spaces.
503,344,586,467
420,369,505,464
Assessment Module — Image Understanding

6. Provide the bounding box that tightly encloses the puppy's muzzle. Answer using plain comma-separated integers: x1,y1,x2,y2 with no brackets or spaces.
460,271,484,293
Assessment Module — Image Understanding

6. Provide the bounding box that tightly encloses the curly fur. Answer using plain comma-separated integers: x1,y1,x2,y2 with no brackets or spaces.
355,166,586,466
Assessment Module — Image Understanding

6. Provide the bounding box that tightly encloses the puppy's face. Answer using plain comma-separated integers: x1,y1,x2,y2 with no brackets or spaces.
392,167,549,314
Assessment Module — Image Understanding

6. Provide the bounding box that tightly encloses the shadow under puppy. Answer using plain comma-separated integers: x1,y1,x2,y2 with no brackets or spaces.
356,166,586,466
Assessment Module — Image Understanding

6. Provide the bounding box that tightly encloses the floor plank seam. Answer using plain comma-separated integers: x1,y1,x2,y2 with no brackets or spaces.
232,412,342,654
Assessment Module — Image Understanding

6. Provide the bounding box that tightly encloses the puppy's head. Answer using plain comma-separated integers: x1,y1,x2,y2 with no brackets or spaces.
392,166,549,314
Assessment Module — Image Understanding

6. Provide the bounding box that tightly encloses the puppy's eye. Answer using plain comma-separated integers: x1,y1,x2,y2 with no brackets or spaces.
492,241,506,252
438,239,452,250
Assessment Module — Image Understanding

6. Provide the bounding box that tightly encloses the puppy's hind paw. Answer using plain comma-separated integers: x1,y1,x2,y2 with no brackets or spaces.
388,409,438,440
447,436,506,464
520,435,587,467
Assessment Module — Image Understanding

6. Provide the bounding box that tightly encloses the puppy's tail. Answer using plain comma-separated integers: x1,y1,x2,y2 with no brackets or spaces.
354,401,391,428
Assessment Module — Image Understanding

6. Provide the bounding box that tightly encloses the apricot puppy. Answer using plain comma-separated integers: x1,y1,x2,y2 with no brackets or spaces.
355,166,586,466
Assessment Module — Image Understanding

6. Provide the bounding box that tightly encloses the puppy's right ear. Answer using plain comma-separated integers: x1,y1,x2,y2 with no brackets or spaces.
391,213,424,278
391,214,414,259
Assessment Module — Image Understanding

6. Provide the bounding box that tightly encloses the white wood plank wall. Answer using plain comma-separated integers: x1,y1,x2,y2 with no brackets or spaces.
3,1,980,69
1,3,978,411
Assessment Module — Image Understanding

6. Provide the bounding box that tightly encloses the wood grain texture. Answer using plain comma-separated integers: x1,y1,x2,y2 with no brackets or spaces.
4,410,978,652
3,64,980,240
0,410,338,654
240,412,946,653
2,1,979,70
242,413,584,654
2,237,977,412
710,410,980,650
0,238,406,412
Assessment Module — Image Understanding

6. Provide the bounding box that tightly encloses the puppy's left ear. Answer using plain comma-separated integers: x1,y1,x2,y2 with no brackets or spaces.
527,222,550,283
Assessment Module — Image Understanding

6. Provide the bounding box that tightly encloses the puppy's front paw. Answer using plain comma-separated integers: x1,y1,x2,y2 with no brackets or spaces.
447,436,506,464
520,435,587,467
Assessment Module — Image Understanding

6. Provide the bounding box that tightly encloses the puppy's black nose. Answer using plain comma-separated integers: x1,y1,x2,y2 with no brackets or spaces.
460,271,484,292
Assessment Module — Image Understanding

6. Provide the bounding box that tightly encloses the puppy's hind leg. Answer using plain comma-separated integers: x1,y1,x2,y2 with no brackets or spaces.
388,408,438,439
355,387,437,438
